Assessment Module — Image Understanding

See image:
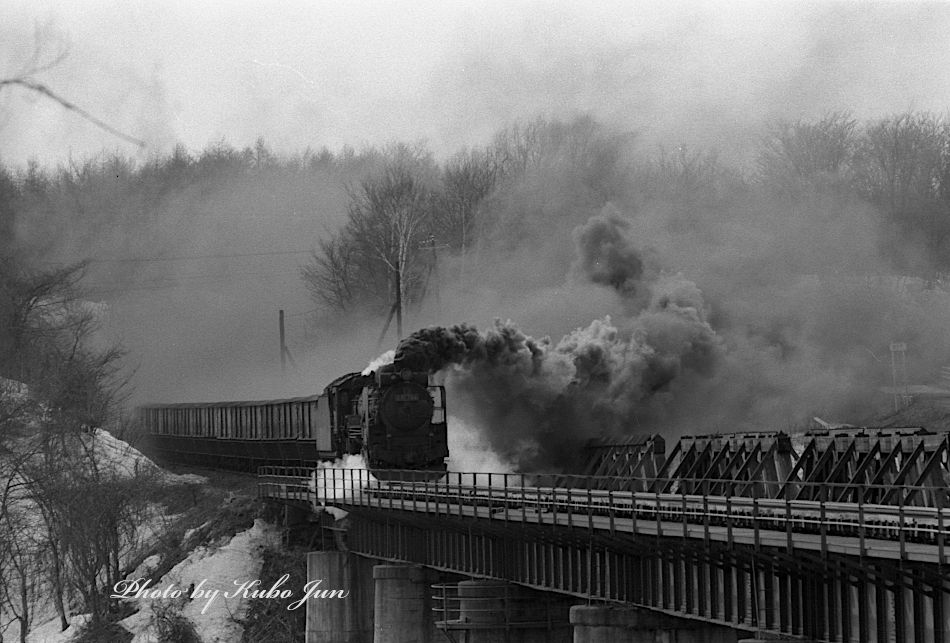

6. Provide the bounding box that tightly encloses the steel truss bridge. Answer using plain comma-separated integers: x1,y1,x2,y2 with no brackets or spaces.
259,426,950,642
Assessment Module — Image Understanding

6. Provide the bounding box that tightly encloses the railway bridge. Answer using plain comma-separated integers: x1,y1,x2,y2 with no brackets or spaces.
259,427,950,643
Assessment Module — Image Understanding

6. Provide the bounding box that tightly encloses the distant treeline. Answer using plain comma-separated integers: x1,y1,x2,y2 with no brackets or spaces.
3,112,950,320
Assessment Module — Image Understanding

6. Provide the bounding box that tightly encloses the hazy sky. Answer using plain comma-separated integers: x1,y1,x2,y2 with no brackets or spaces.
4,1,950,168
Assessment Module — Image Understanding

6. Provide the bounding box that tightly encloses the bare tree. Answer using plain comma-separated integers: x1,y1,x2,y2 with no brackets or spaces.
302,235,357,312
756,112,858,194
21,429,158,629
303,144,438,337
0,260,127,432
346,153,436,336
0,494,43,643
0,260,86,380
0,424,50,643
856,113,944,212
0,386,45,643
437,148,497,254
855,112,950,279
0,256,131,639
489,116,632,190
642,145,741,202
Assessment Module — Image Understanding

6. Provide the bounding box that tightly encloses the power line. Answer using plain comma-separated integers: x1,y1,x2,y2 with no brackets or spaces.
84,271,304,296
40,249,315,266
88,249,314,263
84,268,303,289
283,309,319,318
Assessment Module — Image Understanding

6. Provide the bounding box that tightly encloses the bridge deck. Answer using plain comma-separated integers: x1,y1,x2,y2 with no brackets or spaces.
258,468,949,563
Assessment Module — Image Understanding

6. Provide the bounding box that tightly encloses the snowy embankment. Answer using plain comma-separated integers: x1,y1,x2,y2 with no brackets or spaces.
4,426,278,643
24,521,280,643
81,427,207,485
118,520,281,643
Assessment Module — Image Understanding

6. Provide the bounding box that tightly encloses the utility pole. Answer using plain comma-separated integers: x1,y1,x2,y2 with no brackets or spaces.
279,309,287,374
425,234,443,317
890,342,908,410
278,309,297,374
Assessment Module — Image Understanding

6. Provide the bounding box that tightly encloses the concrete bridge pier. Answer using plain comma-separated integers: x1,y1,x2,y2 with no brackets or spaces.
305,551,375,643
438,579,573,643
570,605,739,643
943,580,950,643
373,564,441,643
737,635,819,643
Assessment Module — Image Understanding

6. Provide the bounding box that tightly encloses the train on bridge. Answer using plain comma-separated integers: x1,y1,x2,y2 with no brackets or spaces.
137,361,449,479
252,424,950,643
256,425,950,643
257,424,950,545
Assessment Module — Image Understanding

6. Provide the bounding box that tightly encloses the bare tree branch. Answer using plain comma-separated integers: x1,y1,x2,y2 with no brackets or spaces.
0,77,145,148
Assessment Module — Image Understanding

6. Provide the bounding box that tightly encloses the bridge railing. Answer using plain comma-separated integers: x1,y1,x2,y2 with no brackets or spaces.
256,468,949,558
257,465,315,502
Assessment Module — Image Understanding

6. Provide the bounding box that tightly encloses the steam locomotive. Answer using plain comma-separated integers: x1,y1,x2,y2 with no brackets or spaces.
138,363,449,478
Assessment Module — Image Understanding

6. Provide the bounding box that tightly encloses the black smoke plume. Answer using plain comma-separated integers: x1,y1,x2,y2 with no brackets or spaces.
571,208,655,306
394,210,722,471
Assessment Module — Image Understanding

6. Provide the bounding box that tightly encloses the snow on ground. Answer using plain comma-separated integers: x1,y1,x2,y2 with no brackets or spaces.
118,520,280,643
184,521,211,543
25,521,279,642
0,477,86,642
134,504,183,563
129,554,163,580
0,377,30,401
4,500,181,642
1,421,205,641
25,614,91,643
83,428,208,484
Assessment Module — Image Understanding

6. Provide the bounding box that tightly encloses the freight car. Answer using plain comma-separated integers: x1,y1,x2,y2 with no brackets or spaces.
138,363,449,478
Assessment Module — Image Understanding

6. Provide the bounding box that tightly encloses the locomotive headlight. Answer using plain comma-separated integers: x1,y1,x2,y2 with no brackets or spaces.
399,369,412,381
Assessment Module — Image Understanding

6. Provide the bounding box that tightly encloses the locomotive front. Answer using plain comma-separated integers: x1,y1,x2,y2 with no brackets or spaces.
364,364,448,478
